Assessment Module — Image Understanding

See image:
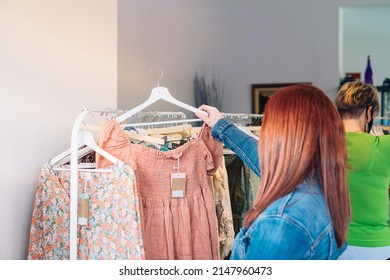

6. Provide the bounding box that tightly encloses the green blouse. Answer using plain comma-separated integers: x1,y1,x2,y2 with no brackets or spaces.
345,133,390,247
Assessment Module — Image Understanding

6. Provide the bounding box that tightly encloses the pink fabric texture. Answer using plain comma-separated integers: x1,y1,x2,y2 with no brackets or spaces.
96,120,223,260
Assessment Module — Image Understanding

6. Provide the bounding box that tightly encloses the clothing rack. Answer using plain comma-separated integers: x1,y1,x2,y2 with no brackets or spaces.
222,112,263,118
68,108,194,259
122,118,201,128
222,113,263,126
69,104,206,260
121,111,187,126
66,75,261,259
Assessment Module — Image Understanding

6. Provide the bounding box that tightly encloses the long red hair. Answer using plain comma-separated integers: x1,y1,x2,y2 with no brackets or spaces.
243,85,350,248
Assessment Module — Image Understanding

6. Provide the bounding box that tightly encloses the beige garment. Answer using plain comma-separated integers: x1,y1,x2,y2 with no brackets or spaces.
210,156,235,259
96,120,223,260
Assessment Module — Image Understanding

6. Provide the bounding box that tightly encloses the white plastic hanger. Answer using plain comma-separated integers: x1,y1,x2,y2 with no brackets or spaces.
122,118,202,128
50,146,92,166
116,67,207,124
50,127,123,171
76,130,123,165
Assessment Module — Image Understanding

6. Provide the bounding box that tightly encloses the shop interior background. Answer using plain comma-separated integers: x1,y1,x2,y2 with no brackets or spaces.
1,0,389,260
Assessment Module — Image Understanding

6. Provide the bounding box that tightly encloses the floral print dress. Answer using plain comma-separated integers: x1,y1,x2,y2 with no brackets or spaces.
28,162,144,260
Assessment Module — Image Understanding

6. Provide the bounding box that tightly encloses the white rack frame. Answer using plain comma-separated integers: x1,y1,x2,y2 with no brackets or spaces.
69,108,116,260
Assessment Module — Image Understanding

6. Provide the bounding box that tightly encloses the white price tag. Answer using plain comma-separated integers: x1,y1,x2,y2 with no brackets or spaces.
171,173,186,198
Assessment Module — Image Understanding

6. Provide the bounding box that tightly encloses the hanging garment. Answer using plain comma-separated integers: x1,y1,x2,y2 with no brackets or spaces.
241,163,260,215
224,154,245,235
209,156,235,259
96,120,223,260
78,149,96,163
28,162,144,260
224,154,260,236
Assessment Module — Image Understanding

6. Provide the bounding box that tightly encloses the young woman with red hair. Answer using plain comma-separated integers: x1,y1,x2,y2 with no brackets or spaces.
196,84,350,259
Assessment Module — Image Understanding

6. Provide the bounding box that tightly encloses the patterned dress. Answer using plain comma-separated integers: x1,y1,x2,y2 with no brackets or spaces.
28,162,144,260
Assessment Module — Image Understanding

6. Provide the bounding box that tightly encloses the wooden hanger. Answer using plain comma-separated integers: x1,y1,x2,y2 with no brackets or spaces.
144,124,192,135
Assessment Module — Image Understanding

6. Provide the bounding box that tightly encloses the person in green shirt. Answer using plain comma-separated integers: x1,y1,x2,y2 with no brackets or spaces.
335,81,390,259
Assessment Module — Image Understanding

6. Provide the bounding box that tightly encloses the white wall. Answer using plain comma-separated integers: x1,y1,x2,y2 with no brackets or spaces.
118,0,390,115
0,0,117,259
341,4,390,85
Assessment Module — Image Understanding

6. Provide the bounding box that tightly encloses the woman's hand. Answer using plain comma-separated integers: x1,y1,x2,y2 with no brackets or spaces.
195,105,223,128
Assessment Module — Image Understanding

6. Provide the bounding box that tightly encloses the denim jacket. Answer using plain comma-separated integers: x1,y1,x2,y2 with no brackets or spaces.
212,119,346,259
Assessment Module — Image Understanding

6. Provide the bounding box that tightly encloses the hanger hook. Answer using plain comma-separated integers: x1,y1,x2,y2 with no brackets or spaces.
149,66,164,86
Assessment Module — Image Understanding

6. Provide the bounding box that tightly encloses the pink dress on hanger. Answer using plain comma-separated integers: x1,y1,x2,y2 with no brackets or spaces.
96,120,223,260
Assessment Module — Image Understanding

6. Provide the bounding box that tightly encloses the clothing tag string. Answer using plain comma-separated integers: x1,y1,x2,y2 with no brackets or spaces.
173,154,180,173
171,155,186,198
